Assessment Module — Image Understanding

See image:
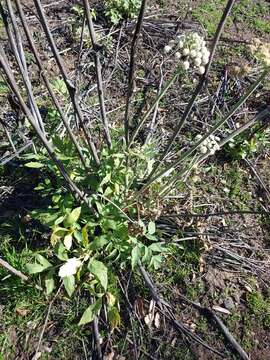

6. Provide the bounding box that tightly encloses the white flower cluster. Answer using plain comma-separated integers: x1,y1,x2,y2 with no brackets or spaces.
164,32,210,74
195,134,220,155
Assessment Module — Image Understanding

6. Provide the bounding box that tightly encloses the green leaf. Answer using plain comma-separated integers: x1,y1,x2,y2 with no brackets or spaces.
64,207,81,227
55,215,65,225
45,273,55,295
91,235,109,250
108,306,121,329
73,230,83,242
82,225,89,247
36,254,52,268
99,173,111,187
101,218,117,230
148,221,156,235
149,255,163,270
131,246,140,270
25,162,44,168
148,243,165,253
145,233,157,241
26,263,47,274
55,242,68,261
142,246,150,263
63,275,75,297
88,259,108,291
78,298,102,326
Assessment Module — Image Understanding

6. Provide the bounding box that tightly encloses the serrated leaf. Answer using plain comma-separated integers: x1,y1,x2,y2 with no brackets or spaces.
63,275,75,297
148,243,165,253
45,273,55,295
108,306,121,329
149,255,163,270
55,242,68,261
24,162,44,168
26,263,47,274
131,246,140,270
78,298,102,326
91,235,109,250
82,225,89,247
64,207,81,227
88,259,108,291
148,221,156,235
36,254,52,268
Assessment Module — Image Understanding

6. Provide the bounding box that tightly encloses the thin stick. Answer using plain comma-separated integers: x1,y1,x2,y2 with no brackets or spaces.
159,105,270,195
0,257,28,281
83,0,112,149
124,0,148,145
138,263,223,357
128,70,179,147
177,293,249,360
35,285,62,358
93,316,102,359
161,210,270,218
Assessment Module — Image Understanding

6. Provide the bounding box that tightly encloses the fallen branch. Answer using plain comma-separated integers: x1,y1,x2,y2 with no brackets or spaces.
0,257,28,281
177,293,249,360
138,263,223,357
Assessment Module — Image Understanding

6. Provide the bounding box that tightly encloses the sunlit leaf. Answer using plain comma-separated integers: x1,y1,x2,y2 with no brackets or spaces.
78,298,102,326
63,275,75,297
88,259,108,291
64,207,81,227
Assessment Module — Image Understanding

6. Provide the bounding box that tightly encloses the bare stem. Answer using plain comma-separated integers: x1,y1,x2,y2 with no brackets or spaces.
124,0,148,145
83,0,112,149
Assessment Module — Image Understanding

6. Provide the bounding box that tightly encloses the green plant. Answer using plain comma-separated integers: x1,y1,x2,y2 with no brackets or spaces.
24,137,171,326
105,0,141,24
224,127,270,160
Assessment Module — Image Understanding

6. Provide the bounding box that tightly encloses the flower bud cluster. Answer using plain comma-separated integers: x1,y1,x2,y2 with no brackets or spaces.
195,134,220,155
164,32,210,74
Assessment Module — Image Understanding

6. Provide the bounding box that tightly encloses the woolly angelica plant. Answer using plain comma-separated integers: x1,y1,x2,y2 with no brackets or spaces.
0,0,269,339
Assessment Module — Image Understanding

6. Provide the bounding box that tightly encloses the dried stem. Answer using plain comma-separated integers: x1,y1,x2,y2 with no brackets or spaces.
124,0,148,145
83,0,112,149
0,256,28,281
